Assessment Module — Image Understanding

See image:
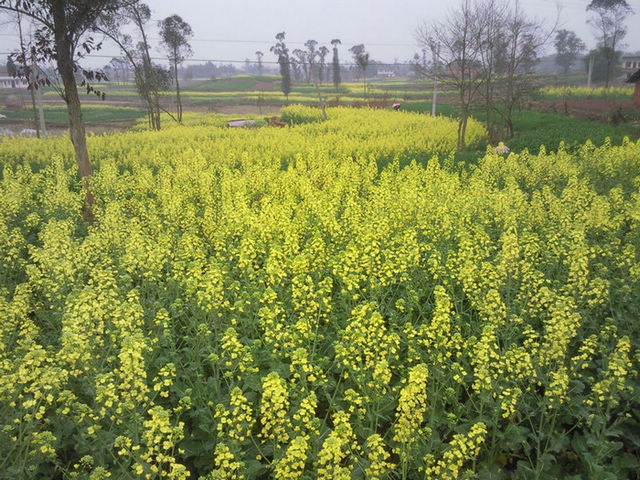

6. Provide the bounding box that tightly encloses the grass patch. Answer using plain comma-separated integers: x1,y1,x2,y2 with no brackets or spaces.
1,105,146,124
504,110,639,153
185,75,280,92
401,100,639,154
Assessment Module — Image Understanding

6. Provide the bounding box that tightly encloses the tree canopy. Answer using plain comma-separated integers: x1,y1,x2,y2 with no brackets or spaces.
555,29,586,74
271,32,292,100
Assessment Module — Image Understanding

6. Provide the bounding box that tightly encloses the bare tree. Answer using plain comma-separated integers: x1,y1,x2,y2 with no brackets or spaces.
474,0,507,141
587,0,634,87
417,0,486,151
159,14,193,123
492,2,549,140
419,0,551,147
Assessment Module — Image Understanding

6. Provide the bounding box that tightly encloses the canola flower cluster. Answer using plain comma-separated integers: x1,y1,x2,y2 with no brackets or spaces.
539,85,633,99
0,107,639,479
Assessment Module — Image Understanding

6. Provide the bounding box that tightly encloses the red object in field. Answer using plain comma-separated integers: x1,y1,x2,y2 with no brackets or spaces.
392,103,401,110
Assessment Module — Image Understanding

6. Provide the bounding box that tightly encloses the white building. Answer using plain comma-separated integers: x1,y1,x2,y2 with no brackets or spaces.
0,76,29,89
377,70,396,78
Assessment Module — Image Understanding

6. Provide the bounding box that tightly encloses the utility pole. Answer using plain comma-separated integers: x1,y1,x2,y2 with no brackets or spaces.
31,49,46,136
430,41,440,116
587,54,594,89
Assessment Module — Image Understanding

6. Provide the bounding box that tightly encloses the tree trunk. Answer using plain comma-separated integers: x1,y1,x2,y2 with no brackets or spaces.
315,82,327,120
174,53,182,123
32,55,47,135
457,76,467,152
51,0,93,217
457,107,468,152
485,81,492,142
135,6,161,130
363,73,366,99
27,68,39,138
431,62,438,116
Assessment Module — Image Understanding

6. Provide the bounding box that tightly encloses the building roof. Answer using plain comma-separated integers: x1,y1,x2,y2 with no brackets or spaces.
627,69,640,83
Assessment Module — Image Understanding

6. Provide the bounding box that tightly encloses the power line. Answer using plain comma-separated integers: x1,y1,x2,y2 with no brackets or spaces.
0,31,420,48
0,51,422,66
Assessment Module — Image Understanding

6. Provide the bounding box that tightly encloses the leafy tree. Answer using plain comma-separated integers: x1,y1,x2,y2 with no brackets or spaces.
331,38,341,91
271,32,291,101
0,0,136,217
292,48,308,82
555,29,586,75
585,45,623,82
304,39,317,84
97,3,167,130
318,46,329,84
290,56,301,82
159,14,193,123
587,0,634,87
349,44,369,95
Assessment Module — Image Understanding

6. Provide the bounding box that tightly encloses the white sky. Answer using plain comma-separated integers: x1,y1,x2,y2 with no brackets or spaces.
1,0,639,69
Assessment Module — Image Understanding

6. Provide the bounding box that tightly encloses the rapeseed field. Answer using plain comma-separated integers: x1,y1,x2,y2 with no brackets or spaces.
0,107,638,479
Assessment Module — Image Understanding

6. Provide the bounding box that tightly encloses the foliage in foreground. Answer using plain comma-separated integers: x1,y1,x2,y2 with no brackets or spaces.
0,110,639,479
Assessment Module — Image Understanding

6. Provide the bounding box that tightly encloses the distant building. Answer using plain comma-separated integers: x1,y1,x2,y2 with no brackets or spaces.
443,60,483,80
622,56,640,79
0,76,28,89
377,70,396,78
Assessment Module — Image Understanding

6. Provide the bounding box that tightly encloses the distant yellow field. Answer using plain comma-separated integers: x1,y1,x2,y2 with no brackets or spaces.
539,85,633,99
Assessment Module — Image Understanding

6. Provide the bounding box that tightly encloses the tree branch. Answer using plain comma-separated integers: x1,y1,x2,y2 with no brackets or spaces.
0,2,53,29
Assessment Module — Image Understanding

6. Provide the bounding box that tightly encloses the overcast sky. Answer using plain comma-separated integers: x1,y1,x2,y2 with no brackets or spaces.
1,0,639,69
